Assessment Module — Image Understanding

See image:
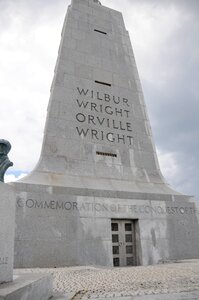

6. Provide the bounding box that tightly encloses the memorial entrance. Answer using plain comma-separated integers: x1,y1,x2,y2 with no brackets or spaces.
111,220,138,267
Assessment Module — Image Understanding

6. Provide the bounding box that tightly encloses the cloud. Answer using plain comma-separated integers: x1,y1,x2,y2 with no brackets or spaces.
0,0,69,171
105,0,199,199
5,172,27,183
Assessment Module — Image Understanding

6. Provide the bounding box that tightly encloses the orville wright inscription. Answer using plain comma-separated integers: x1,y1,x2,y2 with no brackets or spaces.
75,87,134,146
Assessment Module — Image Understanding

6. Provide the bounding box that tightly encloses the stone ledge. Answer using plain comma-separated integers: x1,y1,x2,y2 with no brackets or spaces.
86,291,199,300
0,272,53,300
14,182,192,201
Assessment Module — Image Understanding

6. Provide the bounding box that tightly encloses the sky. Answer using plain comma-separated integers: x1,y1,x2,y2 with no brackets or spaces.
0,0,199,200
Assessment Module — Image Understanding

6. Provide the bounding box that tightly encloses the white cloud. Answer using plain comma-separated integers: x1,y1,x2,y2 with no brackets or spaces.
5,172,27,183
0,0,68,172
157,149,179,182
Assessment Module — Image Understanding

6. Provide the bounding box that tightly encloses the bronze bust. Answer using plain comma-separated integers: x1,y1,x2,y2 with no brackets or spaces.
0,139,13,182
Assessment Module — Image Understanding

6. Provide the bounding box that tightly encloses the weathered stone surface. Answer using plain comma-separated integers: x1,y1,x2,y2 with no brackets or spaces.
17,0,171,193
13,0,199,267
0,183,15,283
0,273,53,300
14,182,199,267
0,184,53,300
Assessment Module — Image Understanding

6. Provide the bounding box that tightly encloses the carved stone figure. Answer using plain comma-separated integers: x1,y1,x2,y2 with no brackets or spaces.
0,139,13,182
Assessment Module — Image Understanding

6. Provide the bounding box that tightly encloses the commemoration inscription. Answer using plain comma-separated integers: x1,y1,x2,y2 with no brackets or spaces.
17,197,198,216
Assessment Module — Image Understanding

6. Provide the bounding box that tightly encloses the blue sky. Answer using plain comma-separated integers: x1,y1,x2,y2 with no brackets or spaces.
0,0,199,199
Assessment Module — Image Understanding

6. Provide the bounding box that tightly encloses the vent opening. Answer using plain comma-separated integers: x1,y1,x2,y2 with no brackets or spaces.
96,151,117,157
95,80,111,87
94,29,107,35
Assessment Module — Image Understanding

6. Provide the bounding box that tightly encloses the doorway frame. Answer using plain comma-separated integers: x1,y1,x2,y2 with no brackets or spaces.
111,218,142,267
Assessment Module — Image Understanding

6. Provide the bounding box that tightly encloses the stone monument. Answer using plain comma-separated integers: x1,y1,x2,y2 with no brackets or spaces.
0,183,15,283
0,139,15,284
13,0,199,268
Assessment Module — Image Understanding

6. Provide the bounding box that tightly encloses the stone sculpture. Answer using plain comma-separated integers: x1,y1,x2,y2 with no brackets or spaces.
0,139,13,182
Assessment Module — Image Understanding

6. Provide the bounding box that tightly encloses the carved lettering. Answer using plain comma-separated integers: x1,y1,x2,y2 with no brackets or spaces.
75,113,132,130
76,99,89,109
77,87,89,96
123,98,129,106
91,102,98,112
75,87,134,146
105,106,113,115
0,257,8,265
91,130,99,140
76,127,89,137
115,108,123,117
76,113,86,122
107,133,115,142
88,115,96,125
124,110,130,118
77,88,130,106
76,128,133,145
16,198,199,217
127,136,133,145
97,92,103,100
76,101,131,119
97,117,105,126
126,122,132,131
113,96,120,104
117,134,125,144
104,94,110,102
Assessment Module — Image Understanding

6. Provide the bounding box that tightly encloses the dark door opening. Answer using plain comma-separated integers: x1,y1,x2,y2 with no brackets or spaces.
111,219,138,267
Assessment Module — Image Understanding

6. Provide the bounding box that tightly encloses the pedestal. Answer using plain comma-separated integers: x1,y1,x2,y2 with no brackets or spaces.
0,183,15,283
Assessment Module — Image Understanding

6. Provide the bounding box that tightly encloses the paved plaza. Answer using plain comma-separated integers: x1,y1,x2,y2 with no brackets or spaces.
15,259,199,299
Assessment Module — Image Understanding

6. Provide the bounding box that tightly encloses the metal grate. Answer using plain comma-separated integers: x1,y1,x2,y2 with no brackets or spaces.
96,151,117,157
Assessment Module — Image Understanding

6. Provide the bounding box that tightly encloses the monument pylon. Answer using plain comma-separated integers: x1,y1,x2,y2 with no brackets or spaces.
14,0,199,267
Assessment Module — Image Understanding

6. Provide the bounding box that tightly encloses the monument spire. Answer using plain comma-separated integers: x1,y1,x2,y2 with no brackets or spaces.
19,0,172,194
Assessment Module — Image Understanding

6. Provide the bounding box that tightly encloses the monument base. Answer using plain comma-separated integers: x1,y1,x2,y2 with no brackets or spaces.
14,182,199,268
0,272,53,300
0,183,15,283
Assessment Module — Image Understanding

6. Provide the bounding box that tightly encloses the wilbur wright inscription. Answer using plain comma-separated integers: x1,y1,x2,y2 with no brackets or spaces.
75,87,134,146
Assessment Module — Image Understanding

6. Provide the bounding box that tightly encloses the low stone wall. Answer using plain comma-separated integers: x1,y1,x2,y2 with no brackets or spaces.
0,183,16,283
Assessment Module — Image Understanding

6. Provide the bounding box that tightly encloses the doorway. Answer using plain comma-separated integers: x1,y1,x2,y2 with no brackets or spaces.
111,219,138,267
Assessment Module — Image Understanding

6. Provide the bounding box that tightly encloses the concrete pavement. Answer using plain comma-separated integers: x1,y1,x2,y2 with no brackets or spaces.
15,259,199,300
